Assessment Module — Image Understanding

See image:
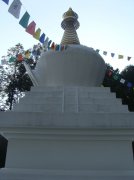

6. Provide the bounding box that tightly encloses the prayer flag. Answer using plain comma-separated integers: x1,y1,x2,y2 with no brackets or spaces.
107,70,112,77
103,51,107,55
96,49,100,53
113,74,119,80
9,57,16,63
25,50,31,59
17,54,23,61
8,0,22,19
64,45,68,50
51,42,55,50
19,11,30,28
1,59,8,65
118,55,123,59
127,82,133,88
37,48,41,56
59,45,62,51
33,28,41,40
61,45,65,51
55,45,60,51
111,53,115,58
120,78,125,84
32,49,37,56
43,37,49,49
2,0,9,5
39,33,45,44
48,40,52,48
54,44,57,50
26,21,36,35
127,56,131,61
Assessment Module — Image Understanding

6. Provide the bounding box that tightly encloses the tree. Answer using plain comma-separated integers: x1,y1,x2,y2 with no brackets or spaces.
121,65,134,84
103,64,134,111
0,43,43,111
0,60,14,111
120,65,134,111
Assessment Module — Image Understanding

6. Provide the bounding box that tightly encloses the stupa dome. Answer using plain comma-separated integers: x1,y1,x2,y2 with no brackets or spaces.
35,45,106,86
34,8,106,87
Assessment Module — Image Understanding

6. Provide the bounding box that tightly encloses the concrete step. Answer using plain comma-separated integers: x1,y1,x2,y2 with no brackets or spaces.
1,168,134,180
14,87,126,113
19,96,122,105
13,103,128,113
24,91,116,98
1,111,134,128
31,86,111,93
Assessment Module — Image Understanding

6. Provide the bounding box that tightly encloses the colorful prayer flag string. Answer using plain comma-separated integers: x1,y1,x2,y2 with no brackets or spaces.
95,49,133,61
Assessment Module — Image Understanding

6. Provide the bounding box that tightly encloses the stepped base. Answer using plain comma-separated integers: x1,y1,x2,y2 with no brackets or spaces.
1,169,134,180
0,87,134,180
13,86,128,113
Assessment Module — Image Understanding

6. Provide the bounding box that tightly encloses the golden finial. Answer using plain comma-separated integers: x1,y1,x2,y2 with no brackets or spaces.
63,7,78,19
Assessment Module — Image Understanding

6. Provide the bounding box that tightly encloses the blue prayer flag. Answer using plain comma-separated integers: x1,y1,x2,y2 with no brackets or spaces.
39,33,45,44
55,45,60,51
127,82,133,88
2,0,9,5
111,53,115,58
48,40,52,48
127,56,131,61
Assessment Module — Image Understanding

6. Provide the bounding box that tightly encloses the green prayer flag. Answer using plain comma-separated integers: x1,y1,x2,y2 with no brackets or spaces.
9,57,16,63
113,74,119,80
19,11,30,29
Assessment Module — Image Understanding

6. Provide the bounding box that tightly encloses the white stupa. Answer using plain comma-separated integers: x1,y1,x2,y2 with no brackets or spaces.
34,7,106,87
0,8,134,180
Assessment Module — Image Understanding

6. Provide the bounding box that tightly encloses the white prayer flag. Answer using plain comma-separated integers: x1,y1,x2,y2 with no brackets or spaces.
43,37,49,50
1,59,8,65
8,0,22,19
120,78,125,84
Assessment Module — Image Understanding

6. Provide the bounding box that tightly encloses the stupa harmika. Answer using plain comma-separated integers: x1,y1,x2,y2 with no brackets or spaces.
0,8,134,180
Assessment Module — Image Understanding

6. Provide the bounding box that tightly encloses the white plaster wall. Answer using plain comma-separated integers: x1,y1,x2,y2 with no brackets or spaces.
5,138,134,170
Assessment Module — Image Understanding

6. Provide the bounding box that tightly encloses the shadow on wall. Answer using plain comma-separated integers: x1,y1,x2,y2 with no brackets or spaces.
0,135,8,168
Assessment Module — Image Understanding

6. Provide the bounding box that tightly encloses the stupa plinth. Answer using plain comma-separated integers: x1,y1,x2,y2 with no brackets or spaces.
0,8,134,180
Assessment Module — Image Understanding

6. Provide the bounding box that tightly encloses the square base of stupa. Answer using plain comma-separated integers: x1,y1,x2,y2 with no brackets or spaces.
0,87,134,180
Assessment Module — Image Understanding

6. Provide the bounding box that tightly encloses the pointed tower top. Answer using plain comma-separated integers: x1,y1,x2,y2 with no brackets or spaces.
61,8,80,45
63,7,78,19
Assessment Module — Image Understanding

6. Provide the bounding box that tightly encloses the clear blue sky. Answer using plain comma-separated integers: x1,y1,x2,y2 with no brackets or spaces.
0,0,134,71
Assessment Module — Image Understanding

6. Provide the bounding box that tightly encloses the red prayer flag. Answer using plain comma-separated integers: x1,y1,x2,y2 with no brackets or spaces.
17,54,23,61
51,42,55,50
26,21,36,35
107,70,112,77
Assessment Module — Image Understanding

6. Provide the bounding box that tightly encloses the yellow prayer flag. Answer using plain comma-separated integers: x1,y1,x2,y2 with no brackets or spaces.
33,28,41,40
118,55,123,59
25,51,31,59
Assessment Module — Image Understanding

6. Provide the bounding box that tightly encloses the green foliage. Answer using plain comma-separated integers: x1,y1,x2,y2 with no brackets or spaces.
121,65,134,84
103,64,134,111
0,43,42,111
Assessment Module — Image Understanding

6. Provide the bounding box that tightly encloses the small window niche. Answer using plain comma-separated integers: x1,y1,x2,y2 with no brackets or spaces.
0,134,8,168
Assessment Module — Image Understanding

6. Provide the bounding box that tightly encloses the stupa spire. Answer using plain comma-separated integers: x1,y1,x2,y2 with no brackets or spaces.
61,8,80,45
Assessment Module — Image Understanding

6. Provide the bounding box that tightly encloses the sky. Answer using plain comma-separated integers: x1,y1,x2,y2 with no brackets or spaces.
0,0,134,71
